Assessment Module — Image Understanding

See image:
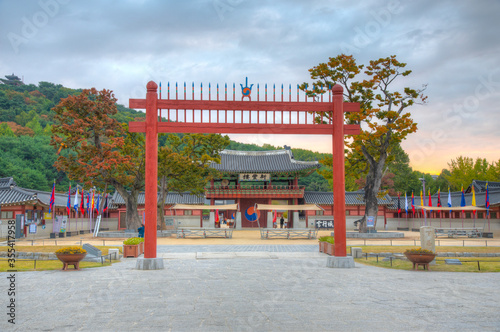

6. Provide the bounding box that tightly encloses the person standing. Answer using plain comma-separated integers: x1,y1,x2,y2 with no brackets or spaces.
280,216,284,229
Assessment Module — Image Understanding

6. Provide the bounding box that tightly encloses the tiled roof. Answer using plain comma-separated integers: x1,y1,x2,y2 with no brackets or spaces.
209,149,320,173
0,177,15,189
466,180,500,193
111,191,205,206
304,191,393,206
0,177,69,207
387,189,500,210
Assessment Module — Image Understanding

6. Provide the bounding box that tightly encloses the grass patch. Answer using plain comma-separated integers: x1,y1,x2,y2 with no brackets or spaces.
0,246,121,255
0,258,120,272
347,245,500,254
355,257,500,272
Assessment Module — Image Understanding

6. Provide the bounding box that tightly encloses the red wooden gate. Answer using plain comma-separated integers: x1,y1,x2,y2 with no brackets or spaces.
129,80,359,258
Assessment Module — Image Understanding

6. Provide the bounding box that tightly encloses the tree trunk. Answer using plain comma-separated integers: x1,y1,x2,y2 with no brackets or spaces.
157,176,167,230
360,154,387,233
114,184,141,230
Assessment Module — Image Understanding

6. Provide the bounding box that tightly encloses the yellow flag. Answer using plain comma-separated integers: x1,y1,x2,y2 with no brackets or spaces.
471,186,476,206
420,190,424,206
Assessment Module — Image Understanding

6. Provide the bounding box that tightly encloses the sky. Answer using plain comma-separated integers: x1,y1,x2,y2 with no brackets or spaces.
1,0,499,174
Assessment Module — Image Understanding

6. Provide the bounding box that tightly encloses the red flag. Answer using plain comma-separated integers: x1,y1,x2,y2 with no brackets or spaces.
66,184,71,216
215,209,219,223
103,194,109,213
428,189,432,212
411,192,415,214
49,180,55,213
437,188,442,207
397,192,401,214
80,189,85,215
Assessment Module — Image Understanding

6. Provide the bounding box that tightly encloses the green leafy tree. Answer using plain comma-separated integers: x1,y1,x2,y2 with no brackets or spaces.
0,123,15,137
301,54,427,232
387,144,420,194
156,133,230,228
446,156,499,190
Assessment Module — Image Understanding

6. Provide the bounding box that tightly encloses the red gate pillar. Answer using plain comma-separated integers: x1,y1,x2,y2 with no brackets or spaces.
144,81,158,259
332,85,347,257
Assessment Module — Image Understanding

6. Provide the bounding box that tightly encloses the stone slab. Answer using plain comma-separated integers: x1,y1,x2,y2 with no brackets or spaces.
351,247,363,258
136,257,164,270
326,256,355,268
342,232,404,238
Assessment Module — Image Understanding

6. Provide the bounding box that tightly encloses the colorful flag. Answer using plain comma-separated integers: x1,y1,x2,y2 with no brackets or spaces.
80,189,85,216
428,189,432,212
215,209,219,223
73,187,79,212
460,185,466,212
86,193,90,215
404,192,408,214
447,188,452,209
103,194,109,213
471,185,476,215
91,191,95,213
66,184,71,216
485,182,490,215
273,210,277,224
411,192,415,214
49,180,55,213
95,193,100,215
437,188,442,207
397,193,401,214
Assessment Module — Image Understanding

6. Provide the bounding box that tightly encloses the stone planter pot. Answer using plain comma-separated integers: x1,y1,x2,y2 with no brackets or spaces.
123,244,139,258
56,253,87,271
404,253,436,270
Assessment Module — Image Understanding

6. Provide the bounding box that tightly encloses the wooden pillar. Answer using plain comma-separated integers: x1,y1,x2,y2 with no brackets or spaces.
144,81,158,259
332,85,346,257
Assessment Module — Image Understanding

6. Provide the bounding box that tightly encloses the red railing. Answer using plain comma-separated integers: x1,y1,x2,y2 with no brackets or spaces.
205,185,305,198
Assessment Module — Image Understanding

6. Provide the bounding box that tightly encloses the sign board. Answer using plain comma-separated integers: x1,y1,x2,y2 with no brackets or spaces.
44,212,52,220
29,223,37,234
366,216,375,228
53,216,61,233
164,217,174,226
60,216,68,232
315,219,334,229
238,173,270,181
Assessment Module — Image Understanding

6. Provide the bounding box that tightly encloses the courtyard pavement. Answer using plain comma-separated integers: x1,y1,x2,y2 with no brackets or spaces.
2,244,500,331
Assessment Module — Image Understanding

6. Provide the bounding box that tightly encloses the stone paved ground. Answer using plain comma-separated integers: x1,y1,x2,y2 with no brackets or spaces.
2,248,500,332
157,245,318,253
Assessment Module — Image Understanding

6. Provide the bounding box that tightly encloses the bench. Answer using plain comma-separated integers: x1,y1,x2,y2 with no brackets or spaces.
176,228,233,238
434,228,483,238
260,228,318,239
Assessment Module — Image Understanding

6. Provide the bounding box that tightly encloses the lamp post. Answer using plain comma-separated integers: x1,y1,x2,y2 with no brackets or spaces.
419,178,427,226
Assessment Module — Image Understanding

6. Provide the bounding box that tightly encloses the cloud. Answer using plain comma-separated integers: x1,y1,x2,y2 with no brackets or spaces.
0,0,498,173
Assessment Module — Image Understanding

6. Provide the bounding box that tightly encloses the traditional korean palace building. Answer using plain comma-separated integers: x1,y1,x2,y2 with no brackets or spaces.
111,149,395,229
387,180,500,223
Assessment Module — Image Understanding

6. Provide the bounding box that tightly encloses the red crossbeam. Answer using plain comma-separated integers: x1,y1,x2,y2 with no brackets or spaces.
130,99,360,113
129,122,360,135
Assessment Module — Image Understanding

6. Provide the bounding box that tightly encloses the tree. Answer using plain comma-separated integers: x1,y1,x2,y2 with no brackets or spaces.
386,143,420,194
301,54,426,232
156,133,230,228
51,88,145,230
446,156,499,190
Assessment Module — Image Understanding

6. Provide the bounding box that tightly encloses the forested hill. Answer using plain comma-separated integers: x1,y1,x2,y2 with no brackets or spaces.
0,76,331,192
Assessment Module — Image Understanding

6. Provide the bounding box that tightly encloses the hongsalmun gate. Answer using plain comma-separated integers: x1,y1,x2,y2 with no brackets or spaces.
0,79,499,269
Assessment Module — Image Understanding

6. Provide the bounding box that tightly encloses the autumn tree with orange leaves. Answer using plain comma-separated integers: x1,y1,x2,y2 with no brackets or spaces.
51,88,146,230
301,55,427,232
